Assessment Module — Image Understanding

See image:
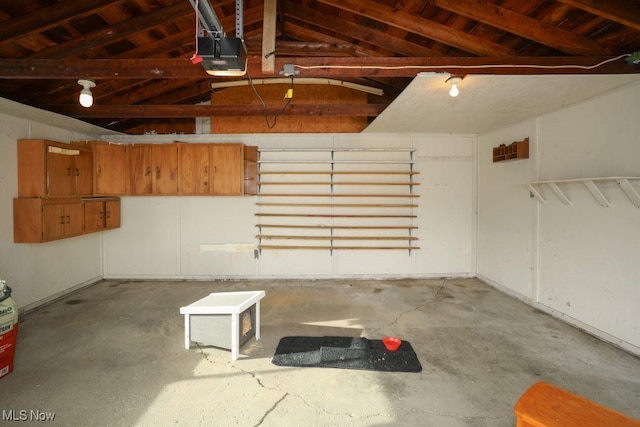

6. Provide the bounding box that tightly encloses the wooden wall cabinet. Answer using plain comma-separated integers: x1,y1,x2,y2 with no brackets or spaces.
84,198,121,233
94,142,129,195
14,198,84,242
130,144,179,195
14,197,121,243
178,143,249,195
179,144,211,195
18,139,93,197
211,143,244,195
244,146,258,196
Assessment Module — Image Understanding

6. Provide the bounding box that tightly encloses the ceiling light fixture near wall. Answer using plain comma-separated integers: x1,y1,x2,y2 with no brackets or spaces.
446,76,463,97
77,79,96,107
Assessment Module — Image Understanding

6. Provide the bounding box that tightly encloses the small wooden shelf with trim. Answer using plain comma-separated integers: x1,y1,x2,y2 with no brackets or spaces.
525,177,640,208
493,137,529,162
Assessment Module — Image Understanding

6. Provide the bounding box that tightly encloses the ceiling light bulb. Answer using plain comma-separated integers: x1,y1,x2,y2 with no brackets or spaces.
77,79,96,108
449,82,459,97
446,76,463,98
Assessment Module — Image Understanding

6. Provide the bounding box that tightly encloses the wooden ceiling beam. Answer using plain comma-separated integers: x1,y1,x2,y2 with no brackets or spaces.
430,0,612,56
28,2,193,59
0,0,122,47
1,56,637,79
556,0,640,32
45,103,389,118
262,0,277,73
314,0,516,57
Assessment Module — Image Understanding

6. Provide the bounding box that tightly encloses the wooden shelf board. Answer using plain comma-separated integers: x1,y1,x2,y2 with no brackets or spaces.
256,224,418,230
256,202,418,208
258,160,416,164
258,148,415,152
258,245,420,250
257,235,418,240
258,171,419,175
255,213,417,218
259,181,420,186
257,193,419,197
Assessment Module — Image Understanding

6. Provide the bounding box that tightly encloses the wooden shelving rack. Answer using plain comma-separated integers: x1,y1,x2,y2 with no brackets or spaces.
255,148,419,252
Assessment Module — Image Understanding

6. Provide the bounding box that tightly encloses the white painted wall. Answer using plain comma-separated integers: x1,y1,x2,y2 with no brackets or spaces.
478,81,640,354
0,106,105,309
102,133,476,279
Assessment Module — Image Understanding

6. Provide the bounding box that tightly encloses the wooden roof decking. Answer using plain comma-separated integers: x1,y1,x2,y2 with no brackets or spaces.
0,0,638,134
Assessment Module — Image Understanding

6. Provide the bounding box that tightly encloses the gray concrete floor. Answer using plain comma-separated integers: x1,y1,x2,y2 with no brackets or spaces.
1,278,639,426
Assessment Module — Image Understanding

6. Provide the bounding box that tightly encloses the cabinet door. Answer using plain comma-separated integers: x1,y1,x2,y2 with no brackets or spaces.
42,202,83,239
95,144,128,195
64,203,84,236
105,199,121,229
179,144,211,195
211,144,243,195
129,145,153,195
84,200,105,233
42,204,65,240
46,149,74,196
74,150,94,196
153,145,179,194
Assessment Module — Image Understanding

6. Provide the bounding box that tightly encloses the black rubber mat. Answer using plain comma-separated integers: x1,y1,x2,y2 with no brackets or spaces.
272,336,422,372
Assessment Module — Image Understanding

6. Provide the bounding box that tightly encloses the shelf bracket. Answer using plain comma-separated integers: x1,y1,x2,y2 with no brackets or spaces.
546,182,571,205
617,179,640,208
526,184,546,204
583,180,610,207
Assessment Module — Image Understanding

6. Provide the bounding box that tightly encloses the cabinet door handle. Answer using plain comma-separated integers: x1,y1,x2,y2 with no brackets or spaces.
204,166,208,173
98,165,102,174
75,168,80,176
106,211,111,219
156,166,161,178
66,215,71,224
67,167,72,176
145,166,151,176
60,216,65,225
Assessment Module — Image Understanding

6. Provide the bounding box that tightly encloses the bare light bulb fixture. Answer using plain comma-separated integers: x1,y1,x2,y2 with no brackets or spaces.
77,79,96,107
446,76,463,97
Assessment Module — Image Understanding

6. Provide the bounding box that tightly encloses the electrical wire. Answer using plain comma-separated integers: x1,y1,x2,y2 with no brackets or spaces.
247,72,294,129
293,54,631,72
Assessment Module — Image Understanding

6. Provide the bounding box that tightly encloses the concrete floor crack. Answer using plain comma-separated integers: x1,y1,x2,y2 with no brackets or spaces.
254,393,289,427
376,279,448,333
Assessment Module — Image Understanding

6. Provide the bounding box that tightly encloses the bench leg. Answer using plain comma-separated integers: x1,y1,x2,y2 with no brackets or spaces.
184,314,190,350
255,301,261,341
231,313,239,360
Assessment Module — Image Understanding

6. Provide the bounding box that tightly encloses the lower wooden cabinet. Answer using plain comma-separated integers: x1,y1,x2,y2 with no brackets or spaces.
14,197,121,243
84,198,121,233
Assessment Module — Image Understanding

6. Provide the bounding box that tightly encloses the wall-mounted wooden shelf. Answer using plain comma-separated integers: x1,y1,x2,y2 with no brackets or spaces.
493,137,529,163
525,177,640,208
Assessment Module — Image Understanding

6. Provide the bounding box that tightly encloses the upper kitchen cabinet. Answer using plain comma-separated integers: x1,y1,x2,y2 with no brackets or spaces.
129,144,179,195
18,139,93,198
178,143,249,196
211,143,244,195
179,144,211,195
94,142,129,195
